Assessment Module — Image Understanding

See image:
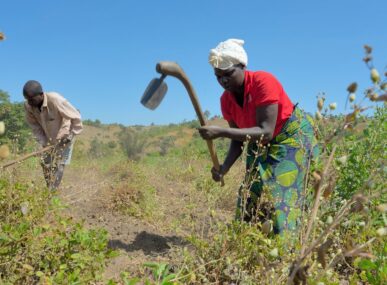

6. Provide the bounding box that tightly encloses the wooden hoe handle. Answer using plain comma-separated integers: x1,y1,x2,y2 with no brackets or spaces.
156,61,225,186
0,145,54,169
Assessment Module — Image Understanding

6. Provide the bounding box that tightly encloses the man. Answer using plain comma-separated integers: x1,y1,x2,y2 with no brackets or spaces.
23,80,83,190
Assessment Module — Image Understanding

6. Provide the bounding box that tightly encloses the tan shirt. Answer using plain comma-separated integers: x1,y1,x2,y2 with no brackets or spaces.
24,92,83,146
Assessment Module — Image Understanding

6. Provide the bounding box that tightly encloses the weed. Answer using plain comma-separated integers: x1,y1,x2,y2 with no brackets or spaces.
0,177,116,284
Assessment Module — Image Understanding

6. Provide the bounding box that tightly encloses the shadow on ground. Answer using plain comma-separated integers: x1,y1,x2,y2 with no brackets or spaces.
108,231,186,256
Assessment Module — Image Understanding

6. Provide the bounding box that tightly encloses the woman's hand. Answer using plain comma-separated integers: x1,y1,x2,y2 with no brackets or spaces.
197,125,224,140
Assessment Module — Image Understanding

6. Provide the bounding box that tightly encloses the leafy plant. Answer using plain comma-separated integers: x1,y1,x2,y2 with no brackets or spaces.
0,178,116,284
119,128,147,161
0,90,32,152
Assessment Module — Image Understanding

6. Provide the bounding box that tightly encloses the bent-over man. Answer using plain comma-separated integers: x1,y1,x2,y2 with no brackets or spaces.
23,80,83,190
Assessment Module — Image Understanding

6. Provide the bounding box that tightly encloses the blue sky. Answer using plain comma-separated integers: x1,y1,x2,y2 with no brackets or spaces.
1,0,386,125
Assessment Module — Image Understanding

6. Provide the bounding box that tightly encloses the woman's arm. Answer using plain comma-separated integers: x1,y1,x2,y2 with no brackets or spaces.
198,104,278,144
211,121,243,181
221,121,243,172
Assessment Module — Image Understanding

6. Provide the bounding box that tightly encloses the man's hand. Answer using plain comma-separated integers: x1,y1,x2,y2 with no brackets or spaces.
57,133,73,147
197,125,224,140
211,165,225,182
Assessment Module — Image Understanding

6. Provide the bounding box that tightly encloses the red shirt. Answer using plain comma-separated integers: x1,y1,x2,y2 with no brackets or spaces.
220,70,294,138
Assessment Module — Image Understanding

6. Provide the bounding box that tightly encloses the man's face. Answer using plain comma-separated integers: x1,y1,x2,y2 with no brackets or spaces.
24,92,44,107
214,65,245,93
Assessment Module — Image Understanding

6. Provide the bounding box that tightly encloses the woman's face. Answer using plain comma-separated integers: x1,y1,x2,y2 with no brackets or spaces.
214,65,245,93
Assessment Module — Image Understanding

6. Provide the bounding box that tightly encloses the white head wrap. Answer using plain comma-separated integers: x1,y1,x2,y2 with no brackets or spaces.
208,38,248,70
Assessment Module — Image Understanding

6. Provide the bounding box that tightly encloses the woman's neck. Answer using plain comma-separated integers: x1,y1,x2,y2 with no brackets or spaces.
233,85,245,107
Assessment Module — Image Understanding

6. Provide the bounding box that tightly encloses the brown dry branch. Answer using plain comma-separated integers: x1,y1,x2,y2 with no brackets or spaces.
314,237,377,281
288,192,355,284
238,135,266,223
374,93,387,102
291,264,309,285
344,238,376,259
299,149,314,243
323,177,336,199
288,188,382,284
170,257,225,283
287,146,337,284
300,145,337,256
311,170,324,200
322,106,370,148
316,238,333,269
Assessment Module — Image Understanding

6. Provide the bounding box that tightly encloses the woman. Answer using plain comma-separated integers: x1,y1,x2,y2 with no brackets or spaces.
198,39,318,234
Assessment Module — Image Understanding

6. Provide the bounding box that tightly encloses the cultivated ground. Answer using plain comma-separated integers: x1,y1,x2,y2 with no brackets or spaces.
20,122,243,281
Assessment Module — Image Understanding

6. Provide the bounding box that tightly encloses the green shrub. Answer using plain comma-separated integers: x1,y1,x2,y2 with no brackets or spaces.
0,90,32,152
109,161,158,220
88,138,118,159
159,137,175,156
88,137,105,158
119,129,147,161
107,140,117,149
0,178,115,284
335,107,386,199
83,119,102,127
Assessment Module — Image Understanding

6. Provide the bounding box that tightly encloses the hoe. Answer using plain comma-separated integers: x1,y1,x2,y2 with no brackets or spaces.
141,61,224,186
0,145,53,170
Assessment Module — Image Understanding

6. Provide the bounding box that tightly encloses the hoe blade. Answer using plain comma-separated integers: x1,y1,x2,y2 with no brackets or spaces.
141,77,168,110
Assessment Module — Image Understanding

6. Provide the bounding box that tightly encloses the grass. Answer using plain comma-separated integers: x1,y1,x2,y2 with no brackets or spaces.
1,105,386,284
0,176,116,284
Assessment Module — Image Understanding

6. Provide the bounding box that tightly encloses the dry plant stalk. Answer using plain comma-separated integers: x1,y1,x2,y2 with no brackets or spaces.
288,185,381,284
300,145,337,256
238,135,267,223
288,146,337,284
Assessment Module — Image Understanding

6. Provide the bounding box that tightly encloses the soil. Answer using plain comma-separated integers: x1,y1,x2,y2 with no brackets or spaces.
58,166,187,281
58,161,237,281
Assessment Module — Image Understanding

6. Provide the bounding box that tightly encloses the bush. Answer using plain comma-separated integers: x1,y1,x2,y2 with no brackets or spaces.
334,107,386,199
88,137,105,158
119,128,147,161
107,140,117,149
0,178,115,284
0,90,32,152
83,119,102,127
159,136,175,156
88,138,118,159
109,161,158,220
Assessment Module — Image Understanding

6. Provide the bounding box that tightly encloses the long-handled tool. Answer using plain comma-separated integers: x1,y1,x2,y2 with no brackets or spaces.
141,61,224,186
0,145,54,170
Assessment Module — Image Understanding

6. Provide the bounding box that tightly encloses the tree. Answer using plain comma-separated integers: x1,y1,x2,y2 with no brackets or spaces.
0,90,31,151
119,128,147,161
204,110,211,120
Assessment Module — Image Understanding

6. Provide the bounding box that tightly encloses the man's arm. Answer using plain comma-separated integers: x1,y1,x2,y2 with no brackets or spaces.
56,99,83,141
